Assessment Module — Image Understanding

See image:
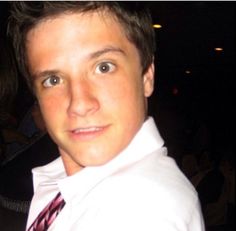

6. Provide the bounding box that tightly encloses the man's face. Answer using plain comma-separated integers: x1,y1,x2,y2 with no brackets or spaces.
26,11,154,175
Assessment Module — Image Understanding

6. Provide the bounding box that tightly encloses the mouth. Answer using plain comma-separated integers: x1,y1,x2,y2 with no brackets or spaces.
70,125,109,141
72,126,104,134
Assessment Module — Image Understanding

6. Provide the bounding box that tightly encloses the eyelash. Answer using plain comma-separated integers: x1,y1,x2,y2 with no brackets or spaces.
95,62,116,74
40,62,116,88
42,75,62,88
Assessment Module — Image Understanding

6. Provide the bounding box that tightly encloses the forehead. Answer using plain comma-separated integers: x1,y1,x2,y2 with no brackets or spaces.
26,10,126,46
26,10,140,73
26,10,132,54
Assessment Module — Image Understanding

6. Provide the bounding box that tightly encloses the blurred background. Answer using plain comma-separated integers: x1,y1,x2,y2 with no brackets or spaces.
149,2,235,161
0,2,235,231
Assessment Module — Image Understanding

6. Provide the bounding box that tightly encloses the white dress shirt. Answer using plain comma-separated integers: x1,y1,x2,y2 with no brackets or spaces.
26,117,205,231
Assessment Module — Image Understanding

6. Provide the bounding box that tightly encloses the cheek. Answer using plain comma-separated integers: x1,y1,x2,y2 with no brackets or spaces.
102,82,134,109
37,96,62,124
36,87,67,110
105,78,145,115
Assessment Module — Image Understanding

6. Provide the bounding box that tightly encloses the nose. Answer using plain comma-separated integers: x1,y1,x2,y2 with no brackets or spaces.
67,80,99,117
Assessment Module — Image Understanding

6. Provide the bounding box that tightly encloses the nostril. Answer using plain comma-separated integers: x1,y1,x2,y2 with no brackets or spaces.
68,93,99,117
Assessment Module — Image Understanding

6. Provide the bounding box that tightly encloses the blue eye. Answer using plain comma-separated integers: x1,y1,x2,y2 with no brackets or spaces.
95,62,115,74
43,75,62,87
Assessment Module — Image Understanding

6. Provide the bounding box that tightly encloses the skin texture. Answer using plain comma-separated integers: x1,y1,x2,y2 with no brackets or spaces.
26,11,154,175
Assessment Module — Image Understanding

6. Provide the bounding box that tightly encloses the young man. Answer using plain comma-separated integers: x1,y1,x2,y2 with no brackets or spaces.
8,2,205,230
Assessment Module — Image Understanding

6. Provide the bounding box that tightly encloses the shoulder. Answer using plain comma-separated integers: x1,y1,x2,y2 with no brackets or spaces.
92,151,203,229
108,149,198,201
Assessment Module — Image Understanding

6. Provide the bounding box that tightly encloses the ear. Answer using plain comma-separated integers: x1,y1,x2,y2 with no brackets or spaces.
143,62,155,97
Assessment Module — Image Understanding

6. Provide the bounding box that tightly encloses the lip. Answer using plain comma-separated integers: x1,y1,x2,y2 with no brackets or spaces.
69,125,109,141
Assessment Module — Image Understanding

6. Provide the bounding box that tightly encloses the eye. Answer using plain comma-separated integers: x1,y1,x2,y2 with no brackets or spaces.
42,75,62,88
95,62,115,74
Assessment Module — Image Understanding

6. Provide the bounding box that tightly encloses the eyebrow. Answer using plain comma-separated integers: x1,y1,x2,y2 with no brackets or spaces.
32,70,60,80
88,46,126,60
31,46,126,79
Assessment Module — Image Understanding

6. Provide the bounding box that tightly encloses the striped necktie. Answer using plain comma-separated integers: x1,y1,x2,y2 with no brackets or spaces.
27,192,65,231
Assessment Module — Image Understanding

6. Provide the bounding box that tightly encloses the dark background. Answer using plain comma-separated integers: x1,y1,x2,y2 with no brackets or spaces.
148,2,235,162
0,1,235,162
